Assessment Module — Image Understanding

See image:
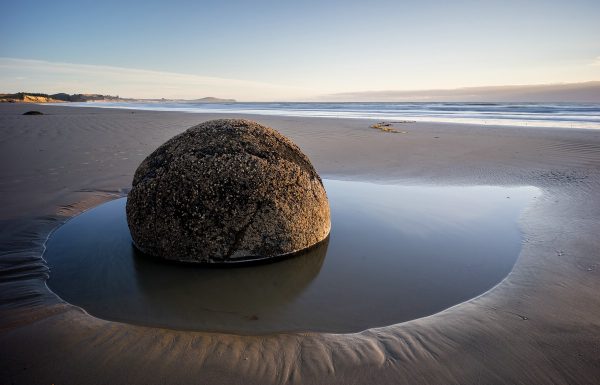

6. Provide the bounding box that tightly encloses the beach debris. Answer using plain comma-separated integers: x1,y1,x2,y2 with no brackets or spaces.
126,119,331,264
22,110,43,115
370,121,409,133
487,306,529,320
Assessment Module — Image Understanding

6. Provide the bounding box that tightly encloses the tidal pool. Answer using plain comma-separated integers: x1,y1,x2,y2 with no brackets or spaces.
45,180,539,333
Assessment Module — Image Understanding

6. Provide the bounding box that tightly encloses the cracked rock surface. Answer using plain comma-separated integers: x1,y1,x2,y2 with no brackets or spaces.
126,119,331,263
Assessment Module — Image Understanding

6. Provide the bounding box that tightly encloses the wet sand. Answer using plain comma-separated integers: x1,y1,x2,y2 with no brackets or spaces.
1,103,599,384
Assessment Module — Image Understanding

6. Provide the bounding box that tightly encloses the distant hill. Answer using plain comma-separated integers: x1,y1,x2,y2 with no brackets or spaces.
0,92,125,103
144,96,236,103
187,97,236,103
50,93,124,102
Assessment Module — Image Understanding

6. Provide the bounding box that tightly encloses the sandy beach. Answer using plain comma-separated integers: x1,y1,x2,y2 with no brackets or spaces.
1,103,600,384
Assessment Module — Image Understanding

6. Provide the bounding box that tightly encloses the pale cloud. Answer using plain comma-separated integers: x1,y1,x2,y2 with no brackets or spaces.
319,82,600,103
0,57,315,101
2,57,599,101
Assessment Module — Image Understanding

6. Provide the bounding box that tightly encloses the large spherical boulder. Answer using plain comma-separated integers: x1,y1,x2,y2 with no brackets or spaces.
126,119,330,263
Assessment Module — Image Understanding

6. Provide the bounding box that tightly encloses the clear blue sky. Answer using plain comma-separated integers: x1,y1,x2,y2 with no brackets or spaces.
1,0,599,100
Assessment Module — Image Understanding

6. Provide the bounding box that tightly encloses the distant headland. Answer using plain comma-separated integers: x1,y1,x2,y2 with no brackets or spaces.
0,92,236,104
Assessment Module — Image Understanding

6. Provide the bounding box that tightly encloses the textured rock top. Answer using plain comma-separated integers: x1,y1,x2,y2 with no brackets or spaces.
126,119,331,263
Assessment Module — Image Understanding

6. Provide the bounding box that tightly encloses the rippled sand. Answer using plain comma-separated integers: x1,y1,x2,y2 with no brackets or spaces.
1,104,599,384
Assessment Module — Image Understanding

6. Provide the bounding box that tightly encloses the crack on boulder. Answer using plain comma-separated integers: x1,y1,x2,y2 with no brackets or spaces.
225,201,264,260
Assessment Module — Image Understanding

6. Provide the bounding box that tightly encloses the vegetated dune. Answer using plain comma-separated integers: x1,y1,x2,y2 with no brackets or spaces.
0,93,64,103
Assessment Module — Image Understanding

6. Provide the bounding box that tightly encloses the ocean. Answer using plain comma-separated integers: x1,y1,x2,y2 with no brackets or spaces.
60,101,600,129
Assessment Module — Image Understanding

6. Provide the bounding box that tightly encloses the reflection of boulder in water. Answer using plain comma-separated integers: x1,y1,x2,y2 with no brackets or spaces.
131,238,329,323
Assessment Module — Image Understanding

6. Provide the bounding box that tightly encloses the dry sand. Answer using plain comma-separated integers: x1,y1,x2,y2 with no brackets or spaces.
1,103,599,384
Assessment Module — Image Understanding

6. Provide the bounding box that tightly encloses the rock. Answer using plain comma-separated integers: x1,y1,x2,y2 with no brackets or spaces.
126,119,331,263
23,110,43,115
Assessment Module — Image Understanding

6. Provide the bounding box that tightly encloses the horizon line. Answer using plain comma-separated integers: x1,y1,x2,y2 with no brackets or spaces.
2,57,599,102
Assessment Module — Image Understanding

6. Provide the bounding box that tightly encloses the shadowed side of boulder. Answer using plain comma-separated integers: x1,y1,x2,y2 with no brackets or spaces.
126,119,331,263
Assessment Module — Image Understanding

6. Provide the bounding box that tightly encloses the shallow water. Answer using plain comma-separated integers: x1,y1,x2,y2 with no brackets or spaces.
45,180,539,333
58,101,600,129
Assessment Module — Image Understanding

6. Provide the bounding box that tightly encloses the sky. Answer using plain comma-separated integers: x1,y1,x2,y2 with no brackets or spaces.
1,0,600,101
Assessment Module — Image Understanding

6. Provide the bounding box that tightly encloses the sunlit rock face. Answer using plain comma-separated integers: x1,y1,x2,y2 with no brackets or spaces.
126,119,330,263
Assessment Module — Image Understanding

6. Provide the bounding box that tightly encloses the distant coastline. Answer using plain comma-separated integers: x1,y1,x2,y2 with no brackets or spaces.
0,92,236,104
3,81,599,104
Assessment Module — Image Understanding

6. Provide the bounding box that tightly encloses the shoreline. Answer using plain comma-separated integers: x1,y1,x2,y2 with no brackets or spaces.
48,101,600,130
1,103,599,384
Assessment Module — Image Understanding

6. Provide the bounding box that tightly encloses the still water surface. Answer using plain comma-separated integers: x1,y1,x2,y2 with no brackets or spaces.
45,180,539,333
